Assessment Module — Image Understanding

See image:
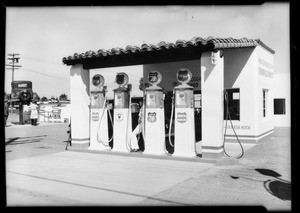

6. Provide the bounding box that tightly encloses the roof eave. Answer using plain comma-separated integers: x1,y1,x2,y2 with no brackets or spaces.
63,44,214,69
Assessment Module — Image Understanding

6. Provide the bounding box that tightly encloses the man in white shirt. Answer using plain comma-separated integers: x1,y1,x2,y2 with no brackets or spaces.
130,100,144,152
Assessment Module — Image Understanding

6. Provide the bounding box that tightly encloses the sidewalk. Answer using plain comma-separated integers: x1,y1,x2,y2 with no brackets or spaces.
5,114,291,210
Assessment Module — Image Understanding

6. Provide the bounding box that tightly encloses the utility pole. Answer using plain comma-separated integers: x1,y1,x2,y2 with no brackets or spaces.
6,53,22,82
6,53,22,113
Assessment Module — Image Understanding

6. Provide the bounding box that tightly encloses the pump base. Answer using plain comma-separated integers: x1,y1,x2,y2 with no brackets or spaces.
112,108,132,153
202,151,224,159
112,148,130,153
172,152,197,158
88,145,111,152
143,151,167,156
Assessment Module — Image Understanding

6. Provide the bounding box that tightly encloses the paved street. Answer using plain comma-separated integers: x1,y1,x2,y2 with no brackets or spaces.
4,113,292,210
5,114,69,160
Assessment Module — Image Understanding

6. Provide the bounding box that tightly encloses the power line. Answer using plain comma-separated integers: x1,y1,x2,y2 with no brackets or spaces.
22,67,68,81
21,54,63,66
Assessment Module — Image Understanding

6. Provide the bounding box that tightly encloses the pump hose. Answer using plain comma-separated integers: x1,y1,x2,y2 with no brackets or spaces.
168,95,175,148
223,90,244,159
97,94,114,146
125,92,133,151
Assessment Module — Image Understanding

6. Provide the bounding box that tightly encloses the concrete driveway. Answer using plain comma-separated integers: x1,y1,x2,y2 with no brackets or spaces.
4,114,291,210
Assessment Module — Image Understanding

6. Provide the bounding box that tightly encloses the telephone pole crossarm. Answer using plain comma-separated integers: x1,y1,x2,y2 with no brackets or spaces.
6,53,22,83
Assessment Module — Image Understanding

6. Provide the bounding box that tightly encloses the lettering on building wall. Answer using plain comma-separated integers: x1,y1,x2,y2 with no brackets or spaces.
226,125,251,130
258,58,274,69
188,82,198,87
191,76,201,81
187,76,200,88
258,67,274,78
258,58,274,78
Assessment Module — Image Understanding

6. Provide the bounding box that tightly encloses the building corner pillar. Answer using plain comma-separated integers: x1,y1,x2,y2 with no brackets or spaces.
201,51,224,158
70,64,90,148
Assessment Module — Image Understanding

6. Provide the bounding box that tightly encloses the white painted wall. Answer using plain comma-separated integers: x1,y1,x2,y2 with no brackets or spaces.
223,48,258,136
272,73,291,127
223,45,275,139
254,45,275,135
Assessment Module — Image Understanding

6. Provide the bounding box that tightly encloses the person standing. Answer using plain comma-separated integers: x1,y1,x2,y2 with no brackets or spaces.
29,101,39,126
4,98,9,126
130,100,144,152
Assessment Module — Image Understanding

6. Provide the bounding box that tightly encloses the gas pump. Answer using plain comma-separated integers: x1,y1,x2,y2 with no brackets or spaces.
112,72,133,152
143,71,167,155
169,68,196,157
89,74,112,151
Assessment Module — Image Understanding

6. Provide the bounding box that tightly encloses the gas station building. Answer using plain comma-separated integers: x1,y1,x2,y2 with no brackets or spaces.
62,36,275,159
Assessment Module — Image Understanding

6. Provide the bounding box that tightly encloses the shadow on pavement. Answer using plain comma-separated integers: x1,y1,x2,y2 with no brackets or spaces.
255,168,281,178
11,122,31,125
5,135,47,146
264,179,291,201
230,168,291,201
255,168,291,201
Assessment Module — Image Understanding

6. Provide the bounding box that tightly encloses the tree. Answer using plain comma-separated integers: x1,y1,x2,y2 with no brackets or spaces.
41,96,47,102
59,93,68,101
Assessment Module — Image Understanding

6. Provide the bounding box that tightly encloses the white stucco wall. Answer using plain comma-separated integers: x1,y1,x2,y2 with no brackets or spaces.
223,45,275,140
223,48,258,137
272,73,291,127
254,45,275,135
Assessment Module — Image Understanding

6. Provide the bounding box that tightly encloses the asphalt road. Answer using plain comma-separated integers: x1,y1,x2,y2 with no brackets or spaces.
5,114,69,160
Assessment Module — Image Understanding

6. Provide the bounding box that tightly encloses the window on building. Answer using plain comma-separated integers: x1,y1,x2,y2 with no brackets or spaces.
274,98,286,115
263,89,269,117
224,88,240,120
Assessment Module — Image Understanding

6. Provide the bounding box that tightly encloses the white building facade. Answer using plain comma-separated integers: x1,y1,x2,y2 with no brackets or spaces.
62,36,278,158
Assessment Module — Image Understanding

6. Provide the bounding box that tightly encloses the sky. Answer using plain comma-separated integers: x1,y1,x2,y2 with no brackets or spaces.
5,3,290,98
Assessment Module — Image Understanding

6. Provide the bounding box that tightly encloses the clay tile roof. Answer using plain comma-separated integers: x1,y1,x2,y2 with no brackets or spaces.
97,49,108,57
125,45,141,53
62,36,274,65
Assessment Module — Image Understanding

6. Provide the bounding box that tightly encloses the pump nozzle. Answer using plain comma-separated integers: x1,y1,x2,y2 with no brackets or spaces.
168,91,175,148
224,89,228,101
